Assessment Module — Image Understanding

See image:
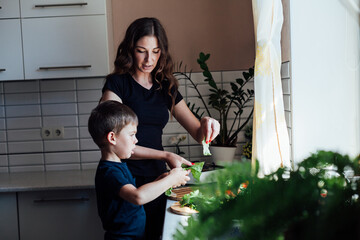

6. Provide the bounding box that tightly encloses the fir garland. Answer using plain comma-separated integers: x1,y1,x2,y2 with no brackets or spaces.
174,151,360,240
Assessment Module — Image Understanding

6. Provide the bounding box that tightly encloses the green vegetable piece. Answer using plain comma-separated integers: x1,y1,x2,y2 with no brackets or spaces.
202,139,211,156
165,187,173,197
166,162,205,197
183,162,205,182
179,189,216,211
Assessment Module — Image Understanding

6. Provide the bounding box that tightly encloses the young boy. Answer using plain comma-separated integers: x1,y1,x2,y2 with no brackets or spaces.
88,101,190,240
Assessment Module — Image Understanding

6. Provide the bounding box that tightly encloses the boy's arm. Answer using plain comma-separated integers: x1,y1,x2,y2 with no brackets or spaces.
118,168,190,205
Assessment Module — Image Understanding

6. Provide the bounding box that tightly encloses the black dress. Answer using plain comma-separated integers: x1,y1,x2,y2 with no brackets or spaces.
102,73,183,239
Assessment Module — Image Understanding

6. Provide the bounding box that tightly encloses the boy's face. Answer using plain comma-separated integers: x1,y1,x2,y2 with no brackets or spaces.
115,123,138,159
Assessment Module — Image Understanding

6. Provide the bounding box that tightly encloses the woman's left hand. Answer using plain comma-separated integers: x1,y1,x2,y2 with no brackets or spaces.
201,117,220,144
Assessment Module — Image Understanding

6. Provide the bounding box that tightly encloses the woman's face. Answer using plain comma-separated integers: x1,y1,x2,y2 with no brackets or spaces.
133,36,161,74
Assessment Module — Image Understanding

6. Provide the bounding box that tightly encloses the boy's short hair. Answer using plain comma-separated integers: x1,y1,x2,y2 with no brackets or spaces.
88,100,138,148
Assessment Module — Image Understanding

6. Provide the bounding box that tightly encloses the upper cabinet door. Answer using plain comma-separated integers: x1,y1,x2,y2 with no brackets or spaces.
22,15,109,80
20,0,105,18
0,19,24,81
0,0,20,19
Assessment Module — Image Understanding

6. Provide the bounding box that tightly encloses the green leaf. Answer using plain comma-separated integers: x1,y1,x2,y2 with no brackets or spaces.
204,53,210,61
230,82,238,92
236,78,244,86
200,63,208,71
203,70,212,78
249,67,254,75
208,79,218,89
183,161,205,182
202,139,211,156
165,187,173,196
243,72,250,80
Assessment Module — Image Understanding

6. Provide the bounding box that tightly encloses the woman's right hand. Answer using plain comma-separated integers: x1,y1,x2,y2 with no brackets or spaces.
169,168,190,188
164,151,192,169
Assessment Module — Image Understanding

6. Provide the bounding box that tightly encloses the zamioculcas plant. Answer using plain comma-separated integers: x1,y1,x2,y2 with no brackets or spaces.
174,52,254,147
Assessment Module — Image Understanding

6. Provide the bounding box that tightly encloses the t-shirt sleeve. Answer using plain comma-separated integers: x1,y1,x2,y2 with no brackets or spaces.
105,168,134,196
175,89,183,105
102,74,125,100
165,87,183,110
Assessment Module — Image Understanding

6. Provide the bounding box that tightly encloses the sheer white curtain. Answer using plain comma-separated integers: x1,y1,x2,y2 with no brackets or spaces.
251,0,291,176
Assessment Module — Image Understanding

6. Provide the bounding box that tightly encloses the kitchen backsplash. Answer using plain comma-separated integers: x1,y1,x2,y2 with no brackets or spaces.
0,62,291,173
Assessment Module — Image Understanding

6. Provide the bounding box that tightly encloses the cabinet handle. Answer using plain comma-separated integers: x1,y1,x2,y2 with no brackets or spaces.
34,197,90,203
38,65,91,70
0,6,2,9
0,69,5,72
34,3,88,8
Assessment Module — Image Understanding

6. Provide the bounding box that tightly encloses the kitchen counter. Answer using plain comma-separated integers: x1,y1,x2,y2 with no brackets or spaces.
162,199,190,240
0,169,96,192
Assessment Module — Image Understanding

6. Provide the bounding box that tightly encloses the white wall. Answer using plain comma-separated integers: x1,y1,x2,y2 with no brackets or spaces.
289,0,360,163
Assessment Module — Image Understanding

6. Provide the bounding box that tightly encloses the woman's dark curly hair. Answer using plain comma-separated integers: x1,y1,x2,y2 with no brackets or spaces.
112,17,179,114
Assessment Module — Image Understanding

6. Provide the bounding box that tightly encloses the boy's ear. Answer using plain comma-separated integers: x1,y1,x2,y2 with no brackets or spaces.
106,131,117,145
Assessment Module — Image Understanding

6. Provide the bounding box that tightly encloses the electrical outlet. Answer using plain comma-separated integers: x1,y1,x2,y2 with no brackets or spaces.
41,127,53,139
53,126,64,139
41,126,64,139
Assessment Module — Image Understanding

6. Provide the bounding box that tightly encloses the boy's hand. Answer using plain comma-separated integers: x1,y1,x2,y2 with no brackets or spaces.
164,152,192,169
170,168,190,188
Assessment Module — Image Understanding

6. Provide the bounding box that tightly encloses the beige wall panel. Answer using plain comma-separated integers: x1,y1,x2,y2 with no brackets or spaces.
281,0,291,62
111,0,255,71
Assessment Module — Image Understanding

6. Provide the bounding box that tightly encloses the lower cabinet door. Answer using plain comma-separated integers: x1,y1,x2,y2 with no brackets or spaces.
0,193,19,240
18,189,103,240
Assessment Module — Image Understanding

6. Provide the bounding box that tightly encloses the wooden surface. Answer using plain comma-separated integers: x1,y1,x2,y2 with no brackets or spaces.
170,201,198,216
168,186,193,201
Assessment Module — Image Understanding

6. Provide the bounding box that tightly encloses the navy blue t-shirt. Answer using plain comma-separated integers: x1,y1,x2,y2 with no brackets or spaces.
102,73,183,177
95,160,146,240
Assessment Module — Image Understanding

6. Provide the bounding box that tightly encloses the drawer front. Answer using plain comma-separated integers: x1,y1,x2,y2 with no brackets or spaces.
0,0,20,19
0,193,19,240
18,189,103,240
22,15,109,80
0,19,24,81
20,0,105,18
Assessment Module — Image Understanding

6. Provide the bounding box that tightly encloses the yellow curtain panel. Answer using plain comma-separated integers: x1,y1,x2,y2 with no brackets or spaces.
251,0,291,176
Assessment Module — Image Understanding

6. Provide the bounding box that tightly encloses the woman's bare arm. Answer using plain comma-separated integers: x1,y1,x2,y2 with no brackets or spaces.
130,145,191,168
173,100,220,143
101,90,122,103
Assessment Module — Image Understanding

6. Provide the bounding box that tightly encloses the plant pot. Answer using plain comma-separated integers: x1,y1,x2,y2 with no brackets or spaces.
210,146,237,166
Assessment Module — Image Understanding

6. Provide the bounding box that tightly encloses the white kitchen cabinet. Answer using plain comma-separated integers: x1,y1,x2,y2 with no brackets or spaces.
0,0,20,19
0,19,24,81
20,0,105,18
0,0,109,82
22,15,109,80
18,189,103,240
0,192,19,240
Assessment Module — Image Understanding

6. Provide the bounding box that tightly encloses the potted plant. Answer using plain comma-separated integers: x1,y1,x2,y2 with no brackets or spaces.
174,52,254,163
173,151,360,239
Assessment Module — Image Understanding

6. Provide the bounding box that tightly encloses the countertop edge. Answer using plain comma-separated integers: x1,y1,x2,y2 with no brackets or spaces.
0,169,97,193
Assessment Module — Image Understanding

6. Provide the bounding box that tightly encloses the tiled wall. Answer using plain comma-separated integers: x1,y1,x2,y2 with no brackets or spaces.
0,78,105,173
0,64,291,173
281,61,293,165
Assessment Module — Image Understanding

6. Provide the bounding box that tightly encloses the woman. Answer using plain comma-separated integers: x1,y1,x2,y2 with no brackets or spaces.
101,17,220,239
